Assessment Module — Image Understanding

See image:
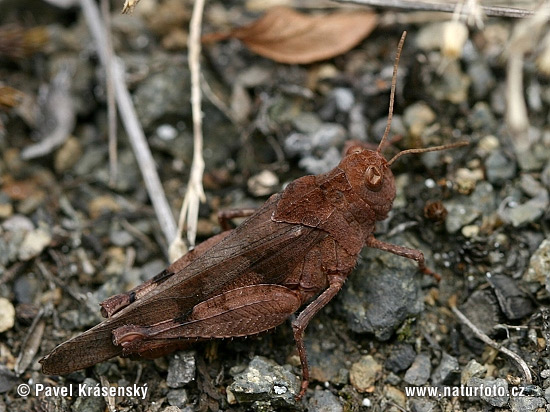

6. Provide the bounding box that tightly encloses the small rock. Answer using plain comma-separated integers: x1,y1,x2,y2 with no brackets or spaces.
339,233,424,340
523,238,550,290
431,352,459,386
299,146,341,175
55,136,82,173
459,291,500,345
410,399,438,412
167,351,196,388
0,365,18,393
349,355,382,392
427,60,470,104
444,202,480,234
468,102,496,132
403,102,436,138
384,385,406,408
509,395,545,412
385,343,416,373
247,170,279,197
461,225,480,238
72,379,106,412
460,360,486,385
308,388,343,412
467,377,509,407
18,227,51,261
404,353,431,386
331,88,354,112
167,388,188,408
499,191,549,227
162,407,182,412
488,274,534,320
520,174,545,198
13,274,40,304
0,299,15,333
485,150,516,184
227,356,299,407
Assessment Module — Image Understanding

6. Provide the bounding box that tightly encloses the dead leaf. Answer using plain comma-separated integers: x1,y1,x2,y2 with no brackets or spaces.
203,7,377,64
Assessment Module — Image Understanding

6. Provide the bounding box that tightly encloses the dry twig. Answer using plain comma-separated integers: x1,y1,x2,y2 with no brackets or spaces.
79,0,177,245
335,0,534,18
100,0,118,186
172,0,207,260
450,299,533,384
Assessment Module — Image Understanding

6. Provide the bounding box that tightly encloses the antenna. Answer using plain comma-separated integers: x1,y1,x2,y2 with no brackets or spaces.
377,31,407,153
387,141,469,167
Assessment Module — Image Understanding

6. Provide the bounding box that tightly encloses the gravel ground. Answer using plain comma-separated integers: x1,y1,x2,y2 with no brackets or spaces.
1,1,549,411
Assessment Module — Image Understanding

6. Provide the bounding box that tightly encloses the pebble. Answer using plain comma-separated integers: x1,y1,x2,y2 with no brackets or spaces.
247,170,279,197
468,102,496,132
71,378,106,412
431,352,459,386
0,365,18,395
523,238,550,291
427,60,470,104
410,399,438,412
18,227,52,261
509,394,545,412
308,389,343,412
349,355,381,392
467,377,509,407
385,343,416,373
403,102,436,138
331,87,355,112
520,174,545,198
227,356,298,407
167,351,196,388
339,233,424,340
499,191,549,227
460,360,486,385
54,136,82,173
384,385,406,408
404,353,431,386
485,150,517,184
488,274,534,320
444,202,480,234
0,298,15,333
166,388,188,408
133,62,190,128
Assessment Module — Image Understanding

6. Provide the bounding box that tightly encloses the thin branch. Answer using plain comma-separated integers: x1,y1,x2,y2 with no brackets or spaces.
334,0,534,18
174,0,207,255
79,0,177,245
100,0,118,186
450,303,533,384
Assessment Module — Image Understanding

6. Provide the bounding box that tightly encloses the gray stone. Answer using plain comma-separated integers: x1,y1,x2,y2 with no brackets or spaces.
167,351,196,388
385,343,416,373
485,150,516,184
72,379,106,412
308,389,343,412
133,61,190,128
404,353,431,386
460,360,486,385
167,388,189,408
488,274,534,320
431,352,459,386
18,227,51,261
509,395,545,412
467,377,509,407
499,191,549,227
410,398,438,412
227,356,299,408
339,233,424,340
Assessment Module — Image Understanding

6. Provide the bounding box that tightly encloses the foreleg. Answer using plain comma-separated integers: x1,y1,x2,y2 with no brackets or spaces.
365,235,440,280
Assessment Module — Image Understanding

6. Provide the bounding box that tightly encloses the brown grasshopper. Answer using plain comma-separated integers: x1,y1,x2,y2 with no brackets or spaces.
40,33,467,398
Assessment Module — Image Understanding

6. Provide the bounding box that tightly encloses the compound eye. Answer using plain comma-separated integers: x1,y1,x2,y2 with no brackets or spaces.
365,165,383,191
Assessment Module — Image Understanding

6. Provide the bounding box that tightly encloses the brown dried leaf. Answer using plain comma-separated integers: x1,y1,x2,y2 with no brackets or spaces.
203,7,378,64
